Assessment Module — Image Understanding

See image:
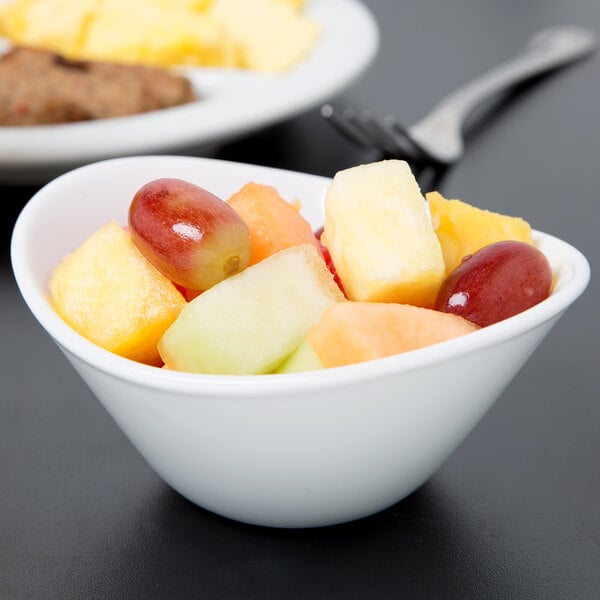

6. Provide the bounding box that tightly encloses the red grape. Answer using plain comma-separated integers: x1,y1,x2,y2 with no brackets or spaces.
434,240,552,327
128,178,251,291
315,226,345,295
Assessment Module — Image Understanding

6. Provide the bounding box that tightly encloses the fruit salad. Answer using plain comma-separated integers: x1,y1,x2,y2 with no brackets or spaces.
49,159,553,374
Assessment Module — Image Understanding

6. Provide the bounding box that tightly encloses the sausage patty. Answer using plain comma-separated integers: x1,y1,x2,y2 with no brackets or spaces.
0,46,197,125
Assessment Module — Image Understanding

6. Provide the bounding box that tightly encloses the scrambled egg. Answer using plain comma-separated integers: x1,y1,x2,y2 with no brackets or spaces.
0,0,319,72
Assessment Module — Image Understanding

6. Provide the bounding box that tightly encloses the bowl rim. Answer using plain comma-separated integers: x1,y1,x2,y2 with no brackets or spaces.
10,156,591,396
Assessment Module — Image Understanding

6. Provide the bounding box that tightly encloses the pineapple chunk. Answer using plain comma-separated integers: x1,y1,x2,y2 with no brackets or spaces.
50,221,186,365
158,244,344,375
81,0,234,68
208,0,319,72
0,0,98,57
322,160,446,308
0,0,315,71
427,191,533,274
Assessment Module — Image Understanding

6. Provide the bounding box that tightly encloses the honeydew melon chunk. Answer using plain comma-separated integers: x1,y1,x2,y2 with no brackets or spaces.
322,159,446,308
158,243,344,374
274,338,324,373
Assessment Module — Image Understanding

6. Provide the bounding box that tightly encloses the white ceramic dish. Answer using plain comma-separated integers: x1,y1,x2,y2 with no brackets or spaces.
0,0,379,184
11,155,590,528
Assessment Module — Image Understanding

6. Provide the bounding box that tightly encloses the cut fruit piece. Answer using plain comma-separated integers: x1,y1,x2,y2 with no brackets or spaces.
307,301,479,369
0,0,98,58
227,181,322,266
274,338,324,373
80,0,233,68
314,226,345,295
208,0,319,72
158,244,344,375
427,191,533,274
128,177,251,292
434,240,553,327
49,220,186,365
322,160,446,308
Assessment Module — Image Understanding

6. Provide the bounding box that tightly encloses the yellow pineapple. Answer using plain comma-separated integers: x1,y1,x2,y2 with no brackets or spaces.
427,191,533,274
80,0,235,68
50,221,186,366
208,0,319,72
322,160,446,308
0,0,98,58
0,0,315,70
273,0,306,9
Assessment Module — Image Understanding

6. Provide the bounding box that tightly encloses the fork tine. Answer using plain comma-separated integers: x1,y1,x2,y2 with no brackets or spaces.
354,111,420,162
321,104,450,190
383,116,440,167
413,164,450,192
321,104,425,165
352,111,404,157
320,104,375,151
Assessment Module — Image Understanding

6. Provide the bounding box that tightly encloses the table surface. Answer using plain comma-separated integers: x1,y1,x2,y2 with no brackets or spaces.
2,1,600,598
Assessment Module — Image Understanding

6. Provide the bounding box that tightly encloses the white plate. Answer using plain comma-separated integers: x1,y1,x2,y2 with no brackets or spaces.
0,0,379,184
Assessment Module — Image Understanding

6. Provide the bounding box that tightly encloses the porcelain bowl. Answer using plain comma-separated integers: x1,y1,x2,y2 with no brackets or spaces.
10,156,590,528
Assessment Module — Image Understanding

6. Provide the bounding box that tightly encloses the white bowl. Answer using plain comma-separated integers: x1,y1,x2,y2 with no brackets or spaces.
11,156,590,528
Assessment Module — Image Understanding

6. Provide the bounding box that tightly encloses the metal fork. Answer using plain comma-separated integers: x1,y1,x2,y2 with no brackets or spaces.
322,25,597,187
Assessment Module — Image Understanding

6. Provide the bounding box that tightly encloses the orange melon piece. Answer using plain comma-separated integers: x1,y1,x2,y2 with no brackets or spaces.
227,181,322,265
427,191,533,274
50,220,186,365
307,301,479,368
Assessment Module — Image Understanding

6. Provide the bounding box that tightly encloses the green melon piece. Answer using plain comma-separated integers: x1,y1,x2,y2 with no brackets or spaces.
274,338,324,373
158,244,344,374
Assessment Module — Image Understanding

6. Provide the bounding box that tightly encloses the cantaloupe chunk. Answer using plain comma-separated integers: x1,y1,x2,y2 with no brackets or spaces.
158,244,344,375
427,191,533,275
50,220,186,365
307,302,479,369
323,160,446,308
227,181,322,266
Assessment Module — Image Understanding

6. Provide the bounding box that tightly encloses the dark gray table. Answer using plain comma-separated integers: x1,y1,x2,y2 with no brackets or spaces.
2,1,599,598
